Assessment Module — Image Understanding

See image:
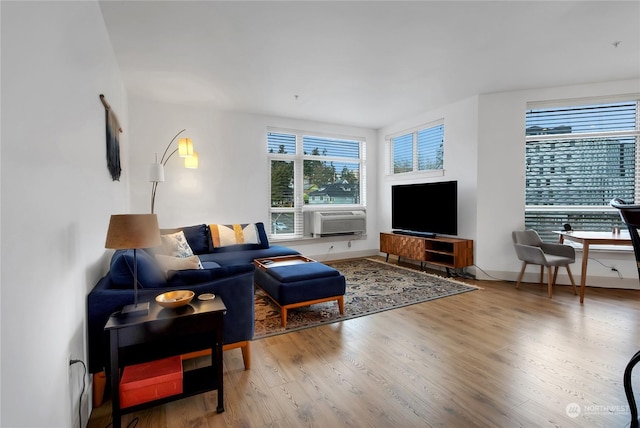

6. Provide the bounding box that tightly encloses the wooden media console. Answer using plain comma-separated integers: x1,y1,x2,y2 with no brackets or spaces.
380,232,473,274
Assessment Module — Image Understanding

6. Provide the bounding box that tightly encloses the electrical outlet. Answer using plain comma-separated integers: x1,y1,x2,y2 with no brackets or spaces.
329,245,334,250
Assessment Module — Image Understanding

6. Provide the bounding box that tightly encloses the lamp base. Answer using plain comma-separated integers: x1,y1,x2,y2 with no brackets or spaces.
121,301,150,316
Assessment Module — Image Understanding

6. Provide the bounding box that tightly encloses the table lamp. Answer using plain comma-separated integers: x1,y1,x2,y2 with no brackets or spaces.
105,214,161,316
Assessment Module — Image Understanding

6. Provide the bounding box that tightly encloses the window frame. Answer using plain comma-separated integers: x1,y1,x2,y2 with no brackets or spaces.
267,127,366,239
387,119,445,176
524,96,640,242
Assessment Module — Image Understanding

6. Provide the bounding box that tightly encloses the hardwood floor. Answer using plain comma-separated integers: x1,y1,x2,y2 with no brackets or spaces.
88,260,640,428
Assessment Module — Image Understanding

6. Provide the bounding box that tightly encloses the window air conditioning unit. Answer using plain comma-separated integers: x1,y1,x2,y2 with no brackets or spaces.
311,211,366,237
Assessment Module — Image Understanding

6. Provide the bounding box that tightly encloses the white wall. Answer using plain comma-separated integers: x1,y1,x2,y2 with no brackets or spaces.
127,98,380,261
377,96,480,249
378,79,640,289
1,2,127,427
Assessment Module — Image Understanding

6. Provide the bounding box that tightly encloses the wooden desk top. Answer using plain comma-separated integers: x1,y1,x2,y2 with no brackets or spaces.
554,230,631,244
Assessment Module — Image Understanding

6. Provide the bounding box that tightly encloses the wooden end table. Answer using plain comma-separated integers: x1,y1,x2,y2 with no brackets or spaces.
105,295,226,428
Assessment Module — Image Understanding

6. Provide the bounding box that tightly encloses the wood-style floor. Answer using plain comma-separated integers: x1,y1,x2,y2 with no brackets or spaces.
88,258,640,428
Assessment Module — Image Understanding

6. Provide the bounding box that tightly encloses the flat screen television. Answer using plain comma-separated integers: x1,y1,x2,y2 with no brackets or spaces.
391,181,458,237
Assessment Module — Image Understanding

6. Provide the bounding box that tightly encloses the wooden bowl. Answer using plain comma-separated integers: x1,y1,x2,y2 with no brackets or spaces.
155,290,195,309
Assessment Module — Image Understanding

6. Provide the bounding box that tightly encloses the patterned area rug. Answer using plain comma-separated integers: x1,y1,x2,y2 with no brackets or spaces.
253,258,478,339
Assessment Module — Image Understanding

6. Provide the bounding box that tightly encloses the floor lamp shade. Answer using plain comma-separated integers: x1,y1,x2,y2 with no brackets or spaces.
105,214,161,316
149,163,165,182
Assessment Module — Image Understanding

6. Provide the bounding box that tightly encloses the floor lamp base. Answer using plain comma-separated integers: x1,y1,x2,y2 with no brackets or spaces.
121,301,150,316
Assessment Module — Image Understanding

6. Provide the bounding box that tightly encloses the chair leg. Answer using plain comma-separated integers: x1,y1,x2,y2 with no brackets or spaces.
516,262,527,288
547,266,555,298
566,265,578,295
539,265,544,285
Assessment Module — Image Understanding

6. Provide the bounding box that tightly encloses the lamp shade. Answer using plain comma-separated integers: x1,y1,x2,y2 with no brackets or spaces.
178,138,194,157
184,152,199,169
149,162,165,182
105,214,161,249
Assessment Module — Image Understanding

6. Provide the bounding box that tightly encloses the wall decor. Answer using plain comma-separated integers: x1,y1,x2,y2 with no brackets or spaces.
100,94,122,181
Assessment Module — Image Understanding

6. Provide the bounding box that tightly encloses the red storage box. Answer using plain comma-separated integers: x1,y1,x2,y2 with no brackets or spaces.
119,356,183,408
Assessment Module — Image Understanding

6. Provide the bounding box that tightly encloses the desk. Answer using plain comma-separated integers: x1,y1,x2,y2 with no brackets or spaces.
555,231,632,303
105,297,226,428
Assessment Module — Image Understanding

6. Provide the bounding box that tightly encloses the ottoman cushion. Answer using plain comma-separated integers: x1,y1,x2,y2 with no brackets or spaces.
268,262,341,283
255,264,346,306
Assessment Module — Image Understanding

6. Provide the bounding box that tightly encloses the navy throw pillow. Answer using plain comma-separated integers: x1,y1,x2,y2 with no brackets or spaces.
182,224,210,255
109,249,166,289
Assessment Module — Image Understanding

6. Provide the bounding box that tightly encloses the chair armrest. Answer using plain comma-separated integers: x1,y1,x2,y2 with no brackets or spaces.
540,242,575,258
514,243,547,265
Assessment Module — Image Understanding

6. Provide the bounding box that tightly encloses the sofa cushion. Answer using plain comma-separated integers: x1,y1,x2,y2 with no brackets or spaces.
208,222,270,252
167,263,254,286
109,249,166,289
198,245,300,266
181,224,210,255
160,231,195,258
266,262,341,283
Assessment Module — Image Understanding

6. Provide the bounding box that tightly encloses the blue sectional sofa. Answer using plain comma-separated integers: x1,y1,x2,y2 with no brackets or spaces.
87,222,299,406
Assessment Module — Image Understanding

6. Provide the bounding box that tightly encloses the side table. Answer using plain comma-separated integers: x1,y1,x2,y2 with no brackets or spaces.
105,296,226,428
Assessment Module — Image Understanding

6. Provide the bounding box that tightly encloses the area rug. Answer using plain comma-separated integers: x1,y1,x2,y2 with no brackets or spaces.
253,258,478,339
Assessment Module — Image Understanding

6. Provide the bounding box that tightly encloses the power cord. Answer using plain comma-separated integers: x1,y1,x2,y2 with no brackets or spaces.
69,359,86,428
467,264,514,282
588,257,624,279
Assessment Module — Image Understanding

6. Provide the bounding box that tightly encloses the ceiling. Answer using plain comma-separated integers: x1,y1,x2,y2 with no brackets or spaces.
99,1,640,129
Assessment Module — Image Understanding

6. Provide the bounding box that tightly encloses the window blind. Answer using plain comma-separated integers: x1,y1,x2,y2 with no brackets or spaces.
524,99,639,241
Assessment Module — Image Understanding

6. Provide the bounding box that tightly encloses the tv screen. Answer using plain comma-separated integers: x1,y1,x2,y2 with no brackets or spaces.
391,181,457,237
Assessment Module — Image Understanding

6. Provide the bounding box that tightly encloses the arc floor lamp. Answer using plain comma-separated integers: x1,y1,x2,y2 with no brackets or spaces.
149,129,198,213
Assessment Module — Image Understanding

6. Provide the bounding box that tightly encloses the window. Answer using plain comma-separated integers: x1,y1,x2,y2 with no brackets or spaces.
525,99,640,242
390,121,444,174
268,129,366,238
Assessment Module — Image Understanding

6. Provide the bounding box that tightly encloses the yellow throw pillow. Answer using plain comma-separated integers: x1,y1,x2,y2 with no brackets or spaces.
209,223,259,248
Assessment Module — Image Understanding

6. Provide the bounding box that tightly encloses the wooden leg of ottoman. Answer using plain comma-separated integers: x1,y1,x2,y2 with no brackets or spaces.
280,295,345,329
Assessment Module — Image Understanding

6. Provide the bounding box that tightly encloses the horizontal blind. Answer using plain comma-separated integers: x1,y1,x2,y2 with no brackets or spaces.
524,100,639,240
526,102,637,135
303,136,360,159
267,132,296,155
392,133,413,174
417,124,444,170
525,137,636,206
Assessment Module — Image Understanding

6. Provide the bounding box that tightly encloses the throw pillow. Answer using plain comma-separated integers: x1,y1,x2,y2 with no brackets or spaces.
155,254,202,278
109,249,166,289
160,231,195,258
210,223,260,248
181,224,210,254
